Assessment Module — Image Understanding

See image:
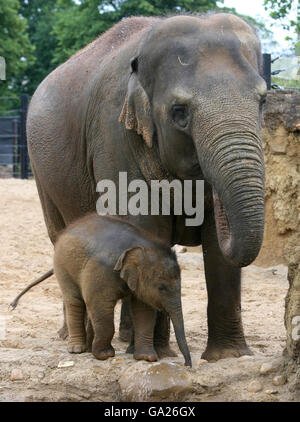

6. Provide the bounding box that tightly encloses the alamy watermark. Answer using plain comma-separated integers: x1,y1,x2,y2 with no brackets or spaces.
96,172,204,226
0,57,6,81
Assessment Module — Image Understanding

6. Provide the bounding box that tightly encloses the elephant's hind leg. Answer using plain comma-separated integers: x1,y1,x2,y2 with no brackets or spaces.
85,316,94,352
55,267,86,353
33,169,68,339
58,303,69,340
119,299,132,342
33,167,66,245
65,300,87,353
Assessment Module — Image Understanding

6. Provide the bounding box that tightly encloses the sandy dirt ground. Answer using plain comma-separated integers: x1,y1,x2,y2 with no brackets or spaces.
0,179,295,402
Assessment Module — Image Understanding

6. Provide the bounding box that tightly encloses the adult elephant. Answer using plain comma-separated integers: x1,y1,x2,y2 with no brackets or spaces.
27,13,266,361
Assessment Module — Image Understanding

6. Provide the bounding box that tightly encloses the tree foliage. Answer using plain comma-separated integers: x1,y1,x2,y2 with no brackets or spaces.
16,0,58,94
1,0,270,104
264,0,298,23
0,0,34,101
264,0,299,45
52,0,222,64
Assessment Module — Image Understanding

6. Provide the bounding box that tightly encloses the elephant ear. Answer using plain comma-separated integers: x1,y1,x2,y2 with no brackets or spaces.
113,246,145,292
119,57,154,148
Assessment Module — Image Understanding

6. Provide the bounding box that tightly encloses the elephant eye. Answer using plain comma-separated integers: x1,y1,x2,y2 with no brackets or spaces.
171,104,189,129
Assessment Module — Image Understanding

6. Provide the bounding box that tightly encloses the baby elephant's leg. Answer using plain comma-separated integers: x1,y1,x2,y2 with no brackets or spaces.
85,316,94,352
65,299,86,353
131,296,158,362
55,268,86,353
82,265,118,360
87,298,116,360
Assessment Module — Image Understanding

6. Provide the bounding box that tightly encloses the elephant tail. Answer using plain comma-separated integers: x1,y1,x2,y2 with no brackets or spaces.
10,269,54,310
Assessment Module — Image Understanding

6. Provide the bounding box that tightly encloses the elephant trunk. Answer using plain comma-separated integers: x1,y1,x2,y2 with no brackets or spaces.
165,300,192,367
197,134,265,267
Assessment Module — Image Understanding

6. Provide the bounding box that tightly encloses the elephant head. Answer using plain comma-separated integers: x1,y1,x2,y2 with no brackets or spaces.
120,14,266,267
114,246,192,366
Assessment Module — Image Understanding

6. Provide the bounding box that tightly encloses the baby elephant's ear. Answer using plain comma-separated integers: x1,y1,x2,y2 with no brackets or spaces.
114,247,145,292
119,57,154,148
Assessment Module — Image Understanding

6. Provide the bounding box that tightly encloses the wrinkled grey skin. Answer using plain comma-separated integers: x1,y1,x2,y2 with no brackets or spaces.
54,214,191,366
27,13,266,361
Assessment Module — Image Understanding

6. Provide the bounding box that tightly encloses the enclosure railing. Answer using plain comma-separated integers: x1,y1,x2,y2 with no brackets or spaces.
263,53,300,92
0,94,31,179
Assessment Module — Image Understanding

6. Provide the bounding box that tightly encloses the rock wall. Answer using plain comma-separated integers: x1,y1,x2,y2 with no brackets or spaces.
283,228,300,394
260,90,300,391
285,246,300,360
255,90,300,267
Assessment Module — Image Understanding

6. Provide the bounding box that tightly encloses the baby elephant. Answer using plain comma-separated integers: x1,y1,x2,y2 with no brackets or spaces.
54,214,191,366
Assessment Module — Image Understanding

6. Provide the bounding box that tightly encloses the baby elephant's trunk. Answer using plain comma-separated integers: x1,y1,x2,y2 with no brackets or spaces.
168,305,192,367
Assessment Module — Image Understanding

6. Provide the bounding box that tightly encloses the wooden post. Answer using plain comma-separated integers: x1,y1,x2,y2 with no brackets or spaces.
263,53,271,91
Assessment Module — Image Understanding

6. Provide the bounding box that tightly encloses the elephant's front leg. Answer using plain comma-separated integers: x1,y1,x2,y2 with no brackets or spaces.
131,296,158,362
154,312,177,358
201,211,252,362
86,297,116,360
124,309,177,358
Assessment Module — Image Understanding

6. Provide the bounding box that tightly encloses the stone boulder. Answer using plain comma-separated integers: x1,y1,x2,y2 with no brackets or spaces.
118,361,193,402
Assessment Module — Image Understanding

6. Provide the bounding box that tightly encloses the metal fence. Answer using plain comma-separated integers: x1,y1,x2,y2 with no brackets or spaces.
0,94,31,179
263,53,300,92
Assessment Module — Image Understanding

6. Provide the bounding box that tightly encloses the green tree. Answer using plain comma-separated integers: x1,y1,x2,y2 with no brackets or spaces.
264,0,299,51
52,0,115,65
112,0,221,16
16,0,58,94
0,0,34,109
52,0,223,64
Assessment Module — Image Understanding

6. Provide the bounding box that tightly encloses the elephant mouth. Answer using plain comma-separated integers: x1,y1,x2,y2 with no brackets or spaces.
212,189,232,257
